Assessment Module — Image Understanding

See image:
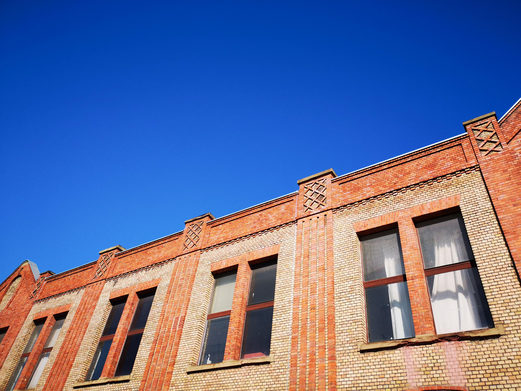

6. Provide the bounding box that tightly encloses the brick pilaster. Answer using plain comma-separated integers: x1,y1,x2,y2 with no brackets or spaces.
290,170,338,391
463,110,521,280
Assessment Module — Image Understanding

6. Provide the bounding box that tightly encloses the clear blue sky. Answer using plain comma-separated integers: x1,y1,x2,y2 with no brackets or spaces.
1,0,520,282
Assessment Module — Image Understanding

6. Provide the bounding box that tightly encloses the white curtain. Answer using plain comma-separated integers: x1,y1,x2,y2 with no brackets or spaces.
384,255,413,339
363,230,413,340
429,224,483,334
27,353,50,388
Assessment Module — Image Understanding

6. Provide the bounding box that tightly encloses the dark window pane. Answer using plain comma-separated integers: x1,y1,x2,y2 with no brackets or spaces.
200,316,230,365
23,322,44,353
241,307,273,358
427,267,494,334
86,340,112,381
102,301,126,336
365,282,414,342
417,214,473,269
0,327,7,344
248,262,277,305
5,356,27,391
361,229,404,281
115,333,143,376
130,293,155,331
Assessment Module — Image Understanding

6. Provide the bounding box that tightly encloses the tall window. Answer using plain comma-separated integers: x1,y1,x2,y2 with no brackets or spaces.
360,228,414,342
27,314,66,388
5,319,45,391
241,261,276,358
200,272,236,365
115,290,155,376
416,213,493,334
86,288,156,380
86,299,126,381
199,256,278,365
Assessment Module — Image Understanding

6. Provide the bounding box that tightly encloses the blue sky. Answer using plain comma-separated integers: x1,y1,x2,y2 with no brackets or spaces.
1,0,520,282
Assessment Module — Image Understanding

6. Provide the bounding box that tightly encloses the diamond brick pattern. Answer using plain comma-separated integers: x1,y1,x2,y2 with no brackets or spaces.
184,221,203,250
93,252,113,279
303,178,327,212
471,120,503,156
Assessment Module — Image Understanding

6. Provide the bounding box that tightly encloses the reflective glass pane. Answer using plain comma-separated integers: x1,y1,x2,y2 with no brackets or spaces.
361,229,404,281
27,352,50,388
417,214,473,269
248,262,277,305
86,340,112,381
5,356,27,391
115,333,143,376
365,281,414,342
45,318,65,348
210,274,236,314
102,301,126,336
24,322,44,354
130,293,155,331
241,307,273,358
428,268,493,334
200,316,230,365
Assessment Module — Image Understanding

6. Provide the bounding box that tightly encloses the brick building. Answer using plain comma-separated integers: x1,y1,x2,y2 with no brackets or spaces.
1,98,521,390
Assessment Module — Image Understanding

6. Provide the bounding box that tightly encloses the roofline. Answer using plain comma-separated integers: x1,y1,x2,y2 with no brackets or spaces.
499,97,521,123
334,132,468,182
21,130,474,280
0,260,39,289
43,260,97,281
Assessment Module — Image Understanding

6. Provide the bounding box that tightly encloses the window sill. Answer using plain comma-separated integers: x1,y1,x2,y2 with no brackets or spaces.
73,375,131,388
187,356,271,373
359,324,504,352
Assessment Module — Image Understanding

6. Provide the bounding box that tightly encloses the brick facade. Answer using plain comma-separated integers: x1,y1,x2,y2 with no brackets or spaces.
1,98,521,390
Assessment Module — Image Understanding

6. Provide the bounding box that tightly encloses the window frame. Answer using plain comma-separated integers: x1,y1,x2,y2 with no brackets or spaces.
199,269,237,365
26,313,67,388
240,259,277,359
85,281,158,381
414,211,494,335
114,288,156,377
354,198,495,345
5,305,69,391
359,226,415,343
199,252,278,366
85,297,127,381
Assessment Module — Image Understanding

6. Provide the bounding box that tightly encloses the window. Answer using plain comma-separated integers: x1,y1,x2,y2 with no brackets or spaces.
27,314,66,388
241,261,276,358
115,290,155,376
200,272,236,365
5,320,45,391
416,213,493,334
360,229,414,342
0,327,7,344
199,256,277,365
86,299,126,380
86,288,156,380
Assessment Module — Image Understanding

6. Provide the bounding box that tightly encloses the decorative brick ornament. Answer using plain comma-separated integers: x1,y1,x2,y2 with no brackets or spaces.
93,252,113,279
302,178,327,212
470,120,503,156
184,221,203,250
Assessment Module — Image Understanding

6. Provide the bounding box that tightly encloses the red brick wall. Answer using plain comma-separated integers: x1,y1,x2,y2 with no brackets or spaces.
0,263,37,369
